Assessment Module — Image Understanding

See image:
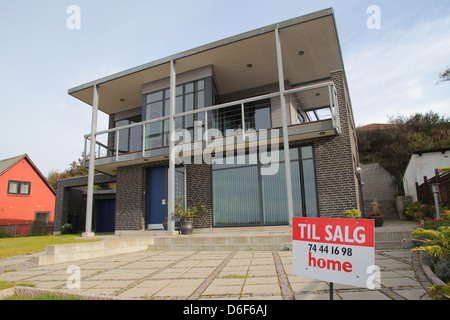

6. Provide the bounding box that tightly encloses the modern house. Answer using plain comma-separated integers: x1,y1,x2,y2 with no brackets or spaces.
58,8,361,234
0,154,55,236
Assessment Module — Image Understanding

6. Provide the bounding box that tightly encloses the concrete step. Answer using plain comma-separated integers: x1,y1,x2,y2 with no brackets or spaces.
153,234,292,245
375,239,413,249
148,243,292,251
149,233,291,251
148,221,415,251
29,237,154,266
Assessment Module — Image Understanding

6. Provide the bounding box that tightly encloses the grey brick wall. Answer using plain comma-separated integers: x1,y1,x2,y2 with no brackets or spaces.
186,162,212,228
53,174,116,232
311,70,360,217
115,165,145,230
360,163,397,219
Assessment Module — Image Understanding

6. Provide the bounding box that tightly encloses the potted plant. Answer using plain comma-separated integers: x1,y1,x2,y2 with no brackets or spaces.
368,211,384,227
343,209,361,219
174,198,207,235
162,217,168,230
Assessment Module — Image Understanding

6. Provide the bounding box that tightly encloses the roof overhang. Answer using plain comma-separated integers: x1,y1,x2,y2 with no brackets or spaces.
68,8,344,115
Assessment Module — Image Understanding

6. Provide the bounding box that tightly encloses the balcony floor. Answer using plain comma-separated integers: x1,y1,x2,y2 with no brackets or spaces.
88,119,338,176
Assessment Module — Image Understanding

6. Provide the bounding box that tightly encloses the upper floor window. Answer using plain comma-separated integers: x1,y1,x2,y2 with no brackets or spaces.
114,115,142,153
142,77,215,148
8,181,31,195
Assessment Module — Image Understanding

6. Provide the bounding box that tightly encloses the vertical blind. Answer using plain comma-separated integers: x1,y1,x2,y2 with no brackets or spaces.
212,146,318,227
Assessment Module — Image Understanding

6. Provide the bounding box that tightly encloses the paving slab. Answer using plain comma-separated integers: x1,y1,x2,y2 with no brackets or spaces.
0,248,433,300
337,290,391,300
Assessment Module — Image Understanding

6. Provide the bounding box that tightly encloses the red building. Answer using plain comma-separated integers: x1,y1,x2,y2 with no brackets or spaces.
0,154,55,236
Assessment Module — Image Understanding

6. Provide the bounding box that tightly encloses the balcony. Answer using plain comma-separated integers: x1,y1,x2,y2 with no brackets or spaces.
84,81,340,175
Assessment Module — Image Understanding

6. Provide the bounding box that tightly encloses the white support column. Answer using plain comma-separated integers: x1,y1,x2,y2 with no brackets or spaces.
275,27,295,227
83,84,99,237
167,60,176,231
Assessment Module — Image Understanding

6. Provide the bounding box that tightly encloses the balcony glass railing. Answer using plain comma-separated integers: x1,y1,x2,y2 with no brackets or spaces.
84,81,340,162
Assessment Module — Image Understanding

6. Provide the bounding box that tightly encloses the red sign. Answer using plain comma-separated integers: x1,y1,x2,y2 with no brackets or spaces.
292,217,374,247
292,217,375,288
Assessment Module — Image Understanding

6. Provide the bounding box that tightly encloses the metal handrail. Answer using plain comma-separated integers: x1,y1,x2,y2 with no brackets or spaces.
84,81,339,160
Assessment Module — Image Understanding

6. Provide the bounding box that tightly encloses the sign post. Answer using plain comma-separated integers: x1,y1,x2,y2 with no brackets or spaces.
292,217,375,294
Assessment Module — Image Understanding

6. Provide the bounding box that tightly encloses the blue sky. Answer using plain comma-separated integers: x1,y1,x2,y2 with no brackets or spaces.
0,0,449,177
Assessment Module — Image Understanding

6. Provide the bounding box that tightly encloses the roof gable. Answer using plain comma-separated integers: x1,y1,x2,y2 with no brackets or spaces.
0,154,55,195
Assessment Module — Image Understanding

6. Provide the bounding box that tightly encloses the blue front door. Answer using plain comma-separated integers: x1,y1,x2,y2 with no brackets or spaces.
146,166,167,229
96,199,116,233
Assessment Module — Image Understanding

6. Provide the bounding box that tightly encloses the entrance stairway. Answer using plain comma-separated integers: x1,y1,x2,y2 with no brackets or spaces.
29,221,418,266
147,226,292,251
141,221,417,251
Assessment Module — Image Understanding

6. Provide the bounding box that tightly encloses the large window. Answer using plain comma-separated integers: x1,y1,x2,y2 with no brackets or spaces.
212,98,271,134
212,146,318,227
143,78,214,149
114,115,142,154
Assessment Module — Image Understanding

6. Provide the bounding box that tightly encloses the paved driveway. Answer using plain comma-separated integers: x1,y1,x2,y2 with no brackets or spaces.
0,249,432,300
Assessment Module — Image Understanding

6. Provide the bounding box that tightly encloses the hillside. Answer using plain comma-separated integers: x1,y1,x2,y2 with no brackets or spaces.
356,111,450,188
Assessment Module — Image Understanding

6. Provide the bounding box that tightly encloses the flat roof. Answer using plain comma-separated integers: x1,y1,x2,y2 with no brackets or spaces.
69,8,344,115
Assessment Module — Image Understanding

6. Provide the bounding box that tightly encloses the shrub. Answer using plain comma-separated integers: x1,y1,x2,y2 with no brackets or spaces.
61,223,72,234
427,283,450,300
423,213,450,230
403,201,423,220
413,226,450,284
403,201,445,221
343,209,361,219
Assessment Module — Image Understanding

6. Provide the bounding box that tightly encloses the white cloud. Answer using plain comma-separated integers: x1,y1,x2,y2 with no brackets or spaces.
345,13,450,126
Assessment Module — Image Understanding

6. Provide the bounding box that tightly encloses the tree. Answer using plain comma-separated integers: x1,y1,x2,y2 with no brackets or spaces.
438,66,450,83
357,111,450,188
47,154,114,191
47,155,88,190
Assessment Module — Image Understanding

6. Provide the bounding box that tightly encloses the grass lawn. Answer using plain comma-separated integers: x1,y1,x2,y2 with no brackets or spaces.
4,293,84,300
0,234,101,260
0,281,83,300
0,280,35,290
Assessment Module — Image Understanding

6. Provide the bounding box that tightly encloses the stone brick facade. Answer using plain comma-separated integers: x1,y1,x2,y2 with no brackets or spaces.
360,163,398,219
311,70,360,217
186,162,212,228
53,174,116,233
115,165,146,230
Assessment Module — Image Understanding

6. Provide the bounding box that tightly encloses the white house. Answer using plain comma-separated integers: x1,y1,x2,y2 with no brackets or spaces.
403,148,450,201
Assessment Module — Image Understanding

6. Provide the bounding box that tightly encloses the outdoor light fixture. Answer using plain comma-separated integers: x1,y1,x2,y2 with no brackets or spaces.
247,64,253,68
120,98,125,102
431,183,441,219
299,50,305,55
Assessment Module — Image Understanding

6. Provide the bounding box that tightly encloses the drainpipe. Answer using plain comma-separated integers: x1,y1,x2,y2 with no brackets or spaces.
83,84,99,237
275,27,294,226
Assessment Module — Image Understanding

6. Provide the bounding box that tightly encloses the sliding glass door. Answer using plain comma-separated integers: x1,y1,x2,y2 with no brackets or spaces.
212,146,318,227
212,165,260,226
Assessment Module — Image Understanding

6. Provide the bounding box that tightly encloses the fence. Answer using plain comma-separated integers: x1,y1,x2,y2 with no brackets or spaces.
416,169,450,206
0,224,53,238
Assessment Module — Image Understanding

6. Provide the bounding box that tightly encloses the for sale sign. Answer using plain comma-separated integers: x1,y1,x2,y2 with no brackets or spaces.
292,217,375,288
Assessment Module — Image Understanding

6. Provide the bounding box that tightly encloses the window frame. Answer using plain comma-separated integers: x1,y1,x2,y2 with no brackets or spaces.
7,180,31,195
211,145,318,227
